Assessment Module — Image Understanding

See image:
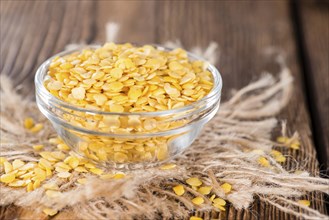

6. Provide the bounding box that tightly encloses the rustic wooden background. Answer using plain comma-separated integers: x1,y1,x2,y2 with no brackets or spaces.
0,0,328,219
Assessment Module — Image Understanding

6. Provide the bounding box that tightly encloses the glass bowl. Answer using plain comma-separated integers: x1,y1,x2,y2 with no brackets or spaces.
35,45,222,170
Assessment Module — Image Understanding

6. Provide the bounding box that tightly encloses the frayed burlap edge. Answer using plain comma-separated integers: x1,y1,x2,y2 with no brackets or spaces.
1,45,329,220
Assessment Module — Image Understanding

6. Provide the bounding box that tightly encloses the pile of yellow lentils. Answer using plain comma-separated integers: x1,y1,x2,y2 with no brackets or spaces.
45,43,213,112
43,43,214,164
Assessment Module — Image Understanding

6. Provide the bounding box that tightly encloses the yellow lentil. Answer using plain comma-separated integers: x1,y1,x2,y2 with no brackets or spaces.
277,136,289,143
258,156,270,167
298,200,310,207
57,143,70,151
84,162,96,169
160,163,177,170
26,182,34,192
4,161,13,173
39,158,52,170
12,159,25,170
33,145,44,151
0,173,16,183
51,151,66,160
71,87,86,100
213,198,226,206
43,182,59,190
112,173,126,179
209,194,216,202
270,150,286,163
290,141,300,150
49,137,63,145
24,117,34,129
275,155,286,163
29,123,44,133
220,183,232,193
186,177,202,187
198,186,212,195
56,162,71,170
0,157,7,164
213,202,226,211
34,167,47,181
172,185,185,196
43,208,58,216
191,196,204,205
33,179,41,189
39,152,57,162
89,168,103,175
68,157,80,168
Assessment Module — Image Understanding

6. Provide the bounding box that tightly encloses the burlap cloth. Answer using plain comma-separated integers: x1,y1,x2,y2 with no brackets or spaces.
0,38,328,219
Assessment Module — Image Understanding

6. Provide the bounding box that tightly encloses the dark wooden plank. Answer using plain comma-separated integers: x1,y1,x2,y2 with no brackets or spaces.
155,0,327,219
296,0,329,175
0,1,94,96
0,1,326,219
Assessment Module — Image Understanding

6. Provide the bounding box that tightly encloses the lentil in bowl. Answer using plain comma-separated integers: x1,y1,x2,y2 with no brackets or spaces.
35,43,222,169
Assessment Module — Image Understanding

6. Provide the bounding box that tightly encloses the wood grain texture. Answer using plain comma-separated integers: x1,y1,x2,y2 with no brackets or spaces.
0,1,94,96
297,0,329,174
0,1,327,219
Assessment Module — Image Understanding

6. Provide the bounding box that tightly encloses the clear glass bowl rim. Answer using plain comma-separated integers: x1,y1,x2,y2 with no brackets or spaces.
35,44,222,117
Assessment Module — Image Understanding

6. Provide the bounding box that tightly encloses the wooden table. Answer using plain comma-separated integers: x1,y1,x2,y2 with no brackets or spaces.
0,0,328,219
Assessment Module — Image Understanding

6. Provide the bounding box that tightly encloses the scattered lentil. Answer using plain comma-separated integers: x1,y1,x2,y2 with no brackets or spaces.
24,117,34,129
298,200,310,207
213,202,226,211
33,145,44,151
30,123,44,133
186,177,202,187
270,150,286,163
277,136,289,143
43,208,58,216
258,156,270,167
0,173,15,183
220,183,232,193
209,194,216,202
12,159,25,170
89,168,103,175
198,186,212,195
191,196,204,205
112,173,125,179
290,141,300,150
160,163,176,170
213,198,226,206
276,136,301,150
173,184,185,196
